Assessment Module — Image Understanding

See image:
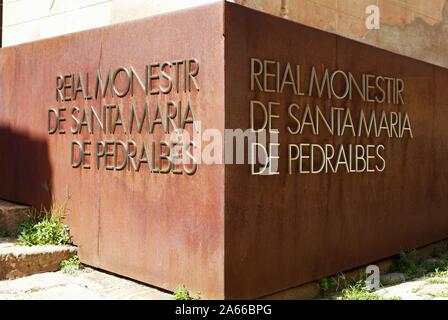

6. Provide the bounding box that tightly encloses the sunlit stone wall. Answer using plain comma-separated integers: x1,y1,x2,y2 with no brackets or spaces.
2,0,448,67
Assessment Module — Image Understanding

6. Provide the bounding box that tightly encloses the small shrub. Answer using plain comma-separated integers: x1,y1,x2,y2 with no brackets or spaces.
426,278,448,285
60,255,81,275
25,287,42,294
17,202,70,246
338,281,383,300
173,285,200,300
394,249,448,280
394,251,414,271
319,278,331,297
433,267,448,278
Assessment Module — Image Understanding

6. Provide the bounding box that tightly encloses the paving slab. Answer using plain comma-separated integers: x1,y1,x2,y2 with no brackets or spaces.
376,276,448,300
0,237,77,280
0,200,30,234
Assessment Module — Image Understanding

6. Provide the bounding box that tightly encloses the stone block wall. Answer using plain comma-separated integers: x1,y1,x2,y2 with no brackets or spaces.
2,0,448,67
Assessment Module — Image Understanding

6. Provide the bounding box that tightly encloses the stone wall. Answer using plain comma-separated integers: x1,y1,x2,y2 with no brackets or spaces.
1,0,217,47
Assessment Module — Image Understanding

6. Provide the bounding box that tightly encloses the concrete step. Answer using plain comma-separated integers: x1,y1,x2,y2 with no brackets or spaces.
0,237,77,280
0,200,31,235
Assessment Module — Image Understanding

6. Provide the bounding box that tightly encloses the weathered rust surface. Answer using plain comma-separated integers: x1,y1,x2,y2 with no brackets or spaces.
0,199,30,234
224,3,448,299
0,3,225,298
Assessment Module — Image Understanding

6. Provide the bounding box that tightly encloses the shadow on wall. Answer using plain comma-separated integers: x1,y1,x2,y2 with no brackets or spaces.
0,125,52,209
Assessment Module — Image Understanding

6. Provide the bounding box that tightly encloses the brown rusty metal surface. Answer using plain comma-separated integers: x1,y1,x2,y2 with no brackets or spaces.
224,2,448,299
0,3,225,298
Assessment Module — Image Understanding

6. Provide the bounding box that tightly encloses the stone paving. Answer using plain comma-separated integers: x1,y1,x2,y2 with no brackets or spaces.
2,256,448,300
0,267,172,300
376,274,448,300
0,237,77,280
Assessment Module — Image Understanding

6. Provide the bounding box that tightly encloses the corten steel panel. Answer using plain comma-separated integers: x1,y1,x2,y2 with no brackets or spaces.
224,3,448,299
0,3,225,298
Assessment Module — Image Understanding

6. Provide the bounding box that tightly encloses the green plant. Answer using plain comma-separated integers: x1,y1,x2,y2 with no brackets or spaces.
337,280,401,300
319,278,331,297
393,248,448,281
427,291,448,298
425,278,448,285
422,258,448,274
331,273,350,292
60,255,81,275
393,250,425,279
17,201,71,246
411,284,425,293
424,267,448,285
173,285,200,300
380,276,404,287
433,267,448,278
432,245,448,259
338,281,383,300
25,287,42,293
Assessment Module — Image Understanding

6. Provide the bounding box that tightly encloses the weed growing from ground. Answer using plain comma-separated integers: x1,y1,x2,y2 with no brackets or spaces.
319,278,331,297
60,255,81,275
394,251,426,279
393,249,448,281
173,285,200,300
